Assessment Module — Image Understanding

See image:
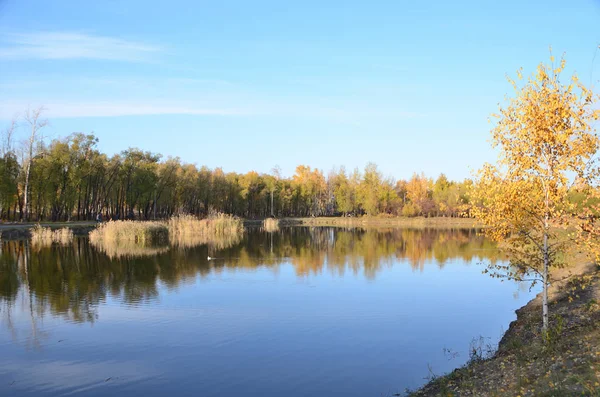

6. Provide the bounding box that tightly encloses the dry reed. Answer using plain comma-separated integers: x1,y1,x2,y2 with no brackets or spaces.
89,220,169,245
262,218,280,232
88,215,243,254
30,225,74,246
167,213,243,248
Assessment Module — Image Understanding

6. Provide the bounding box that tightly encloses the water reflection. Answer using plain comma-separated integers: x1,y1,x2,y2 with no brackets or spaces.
0,227,530,397
90,240,170,259
0,227,501,328
169,229,243,250
90,227,243,258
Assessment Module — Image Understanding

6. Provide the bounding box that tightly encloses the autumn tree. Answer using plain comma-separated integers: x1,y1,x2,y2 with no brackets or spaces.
472,55,600,333
404,173,432,216
292,165,326,216
357,162,383,216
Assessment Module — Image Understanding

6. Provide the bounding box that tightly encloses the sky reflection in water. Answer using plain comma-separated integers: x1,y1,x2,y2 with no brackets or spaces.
0,227,536,397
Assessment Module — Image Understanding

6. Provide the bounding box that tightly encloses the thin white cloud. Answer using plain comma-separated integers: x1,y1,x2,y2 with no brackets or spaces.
0,99,425,121
0,77,237,91
0,101,254,119
166,78,235,86
0,31,160,61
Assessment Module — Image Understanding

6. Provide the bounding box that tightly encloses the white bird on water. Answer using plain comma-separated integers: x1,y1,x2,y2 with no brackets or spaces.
207,256,213,261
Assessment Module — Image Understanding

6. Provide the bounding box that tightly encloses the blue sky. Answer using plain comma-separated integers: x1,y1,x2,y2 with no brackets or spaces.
1,0,599,180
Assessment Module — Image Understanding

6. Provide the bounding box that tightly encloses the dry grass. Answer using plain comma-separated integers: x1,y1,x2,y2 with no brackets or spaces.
88,215,243,253
167,213,243,248
30,225,74,246
52,228,74,245
89,220,169,245
262,218,280,232
30,225,53,246
283,216,480,229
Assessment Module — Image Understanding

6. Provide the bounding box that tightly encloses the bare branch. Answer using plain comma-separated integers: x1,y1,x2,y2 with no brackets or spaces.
21,106,48,221
1,116,18,157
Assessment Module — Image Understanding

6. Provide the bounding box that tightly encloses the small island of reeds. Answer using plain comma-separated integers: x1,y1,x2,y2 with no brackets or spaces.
88,213,244,256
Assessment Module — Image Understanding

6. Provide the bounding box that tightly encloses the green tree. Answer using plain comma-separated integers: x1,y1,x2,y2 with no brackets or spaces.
357,162,382,216
332,167,354,215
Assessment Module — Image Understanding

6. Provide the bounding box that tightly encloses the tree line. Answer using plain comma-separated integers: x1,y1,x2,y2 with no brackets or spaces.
0,110,474,221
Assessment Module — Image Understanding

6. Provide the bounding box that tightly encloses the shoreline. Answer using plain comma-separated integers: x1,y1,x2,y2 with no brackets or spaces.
0,221,97,239
0,216,479,240
263,216,479,229
408,257,600,396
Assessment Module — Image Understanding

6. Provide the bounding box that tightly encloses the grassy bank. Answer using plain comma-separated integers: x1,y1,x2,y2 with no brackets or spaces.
279,216,480,229
408,259,600,396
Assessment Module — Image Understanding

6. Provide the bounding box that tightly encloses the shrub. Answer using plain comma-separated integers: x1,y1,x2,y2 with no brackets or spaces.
401,203,419,217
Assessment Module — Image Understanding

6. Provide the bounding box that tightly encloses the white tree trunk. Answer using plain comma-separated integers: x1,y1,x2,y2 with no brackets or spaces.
22,107,47,222
542,229,549,333
23,160,31,221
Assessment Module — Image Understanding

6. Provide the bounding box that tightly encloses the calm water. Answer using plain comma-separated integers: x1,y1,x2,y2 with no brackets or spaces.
0,227,535,397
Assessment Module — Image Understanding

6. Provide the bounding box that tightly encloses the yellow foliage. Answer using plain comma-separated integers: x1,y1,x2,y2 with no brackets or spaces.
472,54,600,331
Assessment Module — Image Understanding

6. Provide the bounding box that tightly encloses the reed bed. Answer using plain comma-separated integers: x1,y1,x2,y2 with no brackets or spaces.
52,228,74,245
30,225,74,246
167,214,244,248
262,218,280,232
88,215,243,253
89,220,169,245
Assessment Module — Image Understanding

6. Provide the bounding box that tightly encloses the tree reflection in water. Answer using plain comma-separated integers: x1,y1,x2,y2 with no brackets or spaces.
0,227,503,345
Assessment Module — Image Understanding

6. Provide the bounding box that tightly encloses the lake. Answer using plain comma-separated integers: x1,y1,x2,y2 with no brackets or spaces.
0,227,535,396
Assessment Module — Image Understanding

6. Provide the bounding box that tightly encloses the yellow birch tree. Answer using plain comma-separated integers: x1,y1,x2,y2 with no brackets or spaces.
472,54,600,333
